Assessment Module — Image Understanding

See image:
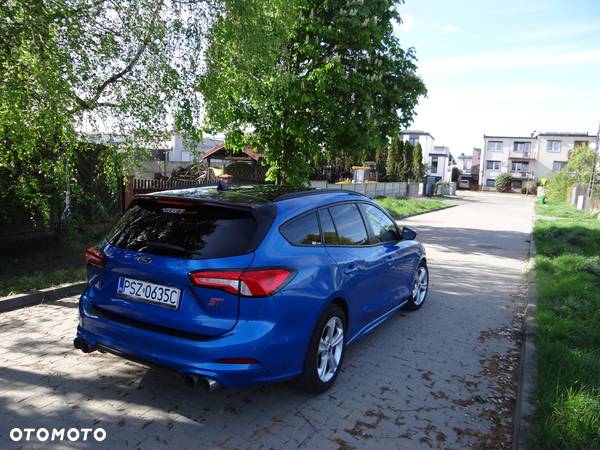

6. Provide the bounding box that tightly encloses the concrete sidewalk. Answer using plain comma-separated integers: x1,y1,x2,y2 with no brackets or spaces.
0,190,533,450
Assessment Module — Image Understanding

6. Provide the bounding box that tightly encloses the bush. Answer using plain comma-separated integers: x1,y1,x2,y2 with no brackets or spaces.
522,180,538,195
546,170,574,203
495,173,513,192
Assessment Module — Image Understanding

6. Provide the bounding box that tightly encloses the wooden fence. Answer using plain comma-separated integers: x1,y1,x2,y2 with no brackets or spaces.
124,178,215,210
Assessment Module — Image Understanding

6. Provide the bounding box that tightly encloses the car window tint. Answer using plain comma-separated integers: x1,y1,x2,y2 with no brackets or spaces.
281,212,322,245
361,204,399,243
318,209,338,244
329,203,369,245
107,200,257,259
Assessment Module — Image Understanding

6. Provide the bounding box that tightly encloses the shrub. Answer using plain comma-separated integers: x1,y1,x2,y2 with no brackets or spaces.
546,170,574,203
495,173,513,192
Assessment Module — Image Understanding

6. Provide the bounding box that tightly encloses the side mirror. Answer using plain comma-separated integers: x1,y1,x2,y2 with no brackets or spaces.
401,226,417,241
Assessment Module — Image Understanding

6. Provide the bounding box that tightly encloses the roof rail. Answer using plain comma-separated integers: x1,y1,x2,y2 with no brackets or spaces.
274,188,367,202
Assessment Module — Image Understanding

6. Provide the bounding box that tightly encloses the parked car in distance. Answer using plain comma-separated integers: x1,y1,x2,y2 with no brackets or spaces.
75,185,428,393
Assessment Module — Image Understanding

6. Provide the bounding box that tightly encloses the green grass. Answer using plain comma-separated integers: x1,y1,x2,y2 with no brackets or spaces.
374,197,447,219
530,208,600,449
0,223,109,297
535,200,599,220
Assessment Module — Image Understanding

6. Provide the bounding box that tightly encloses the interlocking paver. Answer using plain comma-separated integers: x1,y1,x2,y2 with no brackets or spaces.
0,191,532,449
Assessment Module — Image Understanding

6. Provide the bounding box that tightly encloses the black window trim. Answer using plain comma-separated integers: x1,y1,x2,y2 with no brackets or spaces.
279,200,402,249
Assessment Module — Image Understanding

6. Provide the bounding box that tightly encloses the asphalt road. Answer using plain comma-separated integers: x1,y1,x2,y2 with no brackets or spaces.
0,191,534,450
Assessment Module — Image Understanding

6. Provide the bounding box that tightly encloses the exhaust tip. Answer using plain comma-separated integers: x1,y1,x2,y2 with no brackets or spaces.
183,374,199,388
182,374,221,391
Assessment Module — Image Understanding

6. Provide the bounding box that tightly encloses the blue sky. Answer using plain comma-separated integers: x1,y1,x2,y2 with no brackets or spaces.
394,0,600,155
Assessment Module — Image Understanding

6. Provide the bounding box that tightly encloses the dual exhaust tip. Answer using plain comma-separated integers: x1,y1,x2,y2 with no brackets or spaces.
73,337,221,391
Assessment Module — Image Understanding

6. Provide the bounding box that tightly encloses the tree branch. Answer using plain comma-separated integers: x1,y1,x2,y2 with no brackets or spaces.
72,1,164,113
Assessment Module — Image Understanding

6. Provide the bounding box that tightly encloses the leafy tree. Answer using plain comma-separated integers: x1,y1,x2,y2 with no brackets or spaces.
375,146,388,180
386,140,399,181
495,173,513,192
412,143,425,181
0,0,211,228
200,0,427,184
545,145,597,201
401,141,413,181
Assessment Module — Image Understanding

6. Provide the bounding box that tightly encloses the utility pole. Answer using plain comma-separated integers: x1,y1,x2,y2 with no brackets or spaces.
588,121,600,200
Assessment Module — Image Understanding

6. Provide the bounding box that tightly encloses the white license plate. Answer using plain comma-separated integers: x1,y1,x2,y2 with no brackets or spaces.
117,277,181,309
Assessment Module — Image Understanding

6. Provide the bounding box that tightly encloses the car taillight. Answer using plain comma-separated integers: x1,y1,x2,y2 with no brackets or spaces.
84,247,105,267
189,269,293,297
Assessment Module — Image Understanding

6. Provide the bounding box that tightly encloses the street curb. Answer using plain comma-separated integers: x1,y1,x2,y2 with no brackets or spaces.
512,235,537,450
0,281,87,313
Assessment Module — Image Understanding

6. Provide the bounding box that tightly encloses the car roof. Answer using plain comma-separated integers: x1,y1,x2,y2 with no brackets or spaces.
140,184,367,208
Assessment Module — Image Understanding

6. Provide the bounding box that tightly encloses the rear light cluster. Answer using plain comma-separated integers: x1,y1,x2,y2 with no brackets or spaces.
189,269,293,297
84,247,105,267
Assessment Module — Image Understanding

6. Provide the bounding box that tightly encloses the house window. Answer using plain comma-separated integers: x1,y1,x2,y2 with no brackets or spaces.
513,142,531,153
574,140,589,148
408,135,419,146
487,141,503,152
486,179,496,187
511,180,522,189
511,161,529,172
552,161,566,172
430,156,439,173
547,140,561,153
486,160,501,170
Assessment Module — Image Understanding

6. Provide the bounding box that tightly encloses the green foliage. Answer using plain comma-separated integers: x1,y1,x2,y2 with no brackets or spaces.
200,0,427,185
546,171,574,203
402,142,414,181
0,0,211,228
451,166,461,182
412,143,425,181
375,197,446,219
495,172,513,192
531,217,600,449
375,146,388,180
386,139,399,181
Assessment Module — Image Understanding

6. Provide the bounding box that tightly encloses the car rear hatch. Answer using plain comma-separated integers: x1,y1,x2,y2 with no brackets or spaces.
85,196,275,337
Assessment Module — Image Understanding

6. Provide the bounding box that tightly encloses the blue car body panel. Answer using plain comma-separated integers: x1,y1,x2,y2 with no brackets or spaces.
76,189,425,387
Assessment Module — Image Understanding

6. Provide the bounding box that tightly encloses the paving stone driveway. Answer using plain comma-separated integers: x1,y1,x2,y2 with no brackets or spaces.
0,191,534,450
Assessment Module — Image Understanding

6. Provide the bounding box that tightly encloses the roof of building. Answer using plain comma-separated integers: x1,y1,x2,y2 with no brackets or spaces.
401,130,435,139
203,144,263,161
537,132,591,137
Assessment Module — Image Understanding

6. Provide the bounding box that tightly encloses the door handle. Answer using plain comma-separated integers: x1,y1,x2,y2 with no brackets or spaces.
343,265,358,275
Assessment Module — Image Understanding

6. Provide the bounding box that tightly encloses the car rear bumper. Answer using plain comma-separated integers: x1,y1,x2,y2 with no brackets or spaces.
76,293,304,388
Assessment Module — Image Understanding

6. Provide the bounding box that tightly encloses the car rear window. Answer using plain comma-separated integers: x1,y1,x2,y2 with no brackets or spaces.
280,212,321,246
107,200,259,259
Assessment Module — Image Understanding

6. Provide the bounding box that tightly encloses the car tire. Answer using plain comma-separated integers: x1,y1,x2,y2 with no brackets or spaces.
300,303,346,394
406,262,429,311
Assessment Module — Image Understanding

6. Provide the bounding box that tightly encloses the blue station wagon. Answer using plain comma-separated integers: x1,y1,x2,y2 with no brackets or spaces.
75,186,429,393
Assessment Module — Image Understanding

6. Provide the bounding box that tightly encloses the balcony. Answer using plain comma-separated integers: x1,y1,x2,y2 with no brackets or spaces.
509,151,536,160
510,170,534,179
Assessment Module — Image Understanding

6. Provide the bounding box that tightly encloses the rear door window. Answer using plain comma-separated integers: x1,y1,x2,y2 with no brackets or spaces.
361,203,400,243
281,212,321,246
318,209,338,244
107,200,258,259
329,203,369,245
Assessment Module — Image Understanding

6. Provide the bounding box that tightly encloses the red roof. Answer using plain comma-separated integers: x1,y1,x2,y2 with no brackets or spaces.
203,144,263,162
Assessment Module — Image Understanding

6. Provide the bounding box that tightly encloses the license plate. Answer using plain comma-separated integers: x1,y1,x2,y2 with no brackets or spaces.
117,277,181,309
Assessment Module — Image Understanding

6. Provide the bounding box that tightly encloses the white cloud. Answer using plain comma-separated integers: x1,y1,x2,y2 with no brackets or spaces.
512,23,600,41
420,48,600,75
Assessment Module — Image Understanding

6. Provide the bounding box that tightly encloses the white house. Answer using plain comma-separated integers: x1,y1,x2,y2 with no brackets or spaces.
400,130,435,165
480,131,593,191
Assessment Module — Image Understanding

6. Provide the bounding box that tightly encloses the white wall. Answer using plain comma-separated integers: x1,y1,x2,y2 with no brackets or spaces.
535,135,591,180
